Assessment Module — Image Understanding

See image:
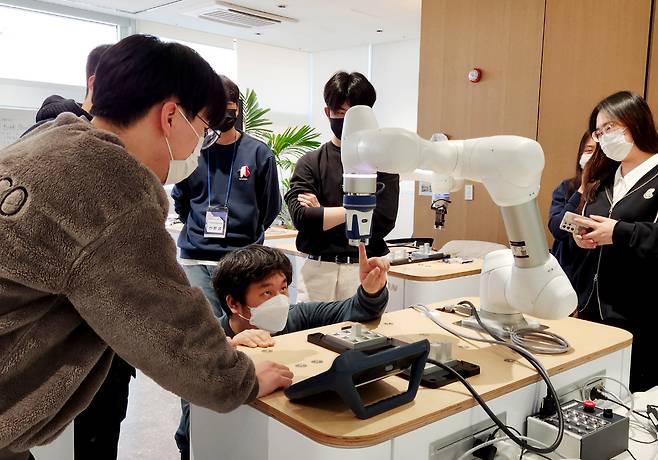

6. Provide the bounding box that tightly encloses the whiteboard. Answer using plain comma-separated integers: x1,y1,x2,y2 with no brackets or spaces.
0,106,38,149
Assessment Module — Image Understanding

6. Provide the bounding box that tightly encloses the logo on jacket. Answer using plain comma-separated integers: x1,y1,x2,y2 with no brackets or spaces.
238,165,251,181
0,177,28,217
644,188,655,199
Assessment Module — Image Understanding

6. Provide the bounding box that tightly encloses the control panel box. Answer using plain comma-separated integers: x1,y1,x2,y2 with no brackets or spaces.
527,399,629,460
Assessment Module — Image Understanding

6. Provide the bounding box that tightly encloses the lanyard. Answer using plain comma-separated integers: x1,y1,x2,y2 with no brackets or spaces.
208,132,238,208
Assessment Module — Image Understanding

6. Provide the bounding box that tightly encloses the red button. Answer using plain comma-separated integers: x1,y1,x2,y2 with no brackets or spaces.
583,400,596,412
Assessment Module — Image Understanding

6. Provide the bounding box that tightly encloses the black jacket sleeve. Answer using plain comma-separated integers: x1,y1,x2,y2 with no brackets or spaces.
613,220,658,258
284,154,324,232
372,172,400,240
548,180,581,241
280,286,388,333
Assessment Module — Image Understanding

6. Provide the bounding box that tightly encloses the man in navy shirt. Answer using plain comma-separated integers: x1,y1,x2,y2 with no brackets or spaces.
172,76,281,318
171,76,281,459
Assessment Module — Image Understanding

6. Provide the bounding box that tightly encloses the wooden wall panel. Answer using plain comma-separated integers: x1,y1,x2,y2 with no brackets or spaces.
415,0,545,246
644,1,658,115
537,0,651,234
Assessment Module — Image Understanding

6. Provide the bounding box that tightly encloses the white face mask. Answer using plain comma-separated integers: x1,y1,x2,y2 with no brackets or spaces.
579,152,593,169
241,294,290,333
164,108,203,185
600,130,633,162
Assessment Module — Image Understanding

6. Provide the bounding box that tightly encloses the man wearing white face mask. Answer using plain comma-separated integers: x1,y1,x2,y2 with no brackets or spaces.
172,242,389,456
213,243,389,344
572,91,658,392
164,107,205,184
0,35,292,460
547,130,597,287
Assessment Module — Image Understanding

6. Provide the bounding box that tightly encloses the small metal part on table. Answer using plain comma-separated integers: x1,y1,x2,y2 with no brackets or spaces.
323,325,389,351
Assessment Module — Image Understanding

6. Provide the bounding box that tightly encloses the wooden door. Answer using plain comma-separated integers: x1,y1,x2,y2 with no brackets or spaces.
415,0,545,246
537,0,651,234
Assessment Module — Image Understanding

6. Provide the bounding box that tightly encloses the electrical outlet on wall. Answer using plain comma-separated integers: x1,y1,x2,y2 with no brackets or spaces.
556,371,607,403
428,413,506,459
464,184,474,201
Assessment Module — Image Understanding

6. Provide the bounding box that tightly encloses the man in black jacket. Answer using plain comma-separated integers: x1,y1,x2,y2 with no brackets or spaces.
284,71,399,302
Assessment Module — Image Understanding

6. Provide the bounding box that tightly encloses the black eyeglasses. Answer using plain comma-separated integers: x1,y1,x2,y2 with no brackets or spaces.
198,116,221,150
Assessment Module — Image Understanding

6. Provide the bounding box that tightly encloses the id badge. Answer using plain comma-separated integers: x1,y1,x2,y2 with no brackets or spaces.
204,206,228,239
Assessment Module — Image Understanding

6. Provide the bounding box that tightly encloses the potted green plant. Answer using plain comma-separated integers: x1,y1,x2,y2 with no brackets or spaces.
240,88,321,228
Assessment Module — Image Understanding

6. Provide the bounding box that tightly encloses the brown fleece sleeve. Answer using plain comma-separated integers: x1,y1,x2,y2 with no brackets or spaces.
64,203,258,412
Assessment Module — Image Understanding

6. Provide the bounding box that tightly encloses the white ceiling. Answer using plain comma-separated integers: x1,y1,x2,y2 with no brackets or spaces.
35,0,421,52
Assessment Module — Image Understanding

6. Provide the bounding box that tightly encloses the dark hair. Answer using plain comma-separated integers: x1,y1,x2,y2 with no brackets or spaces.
221,75,239,104
566,130,598,197
220,75,243,130
212,245,293,318
582,91,658,204
91,34,226,129
323,71,376,112
86,44,112,80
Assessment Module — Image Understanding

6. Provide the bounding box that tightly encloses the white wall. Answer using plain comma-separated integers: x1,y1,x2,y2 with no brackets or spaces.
371,39,420,131
0,78,83,110
236,40,310,134
370,39,420,239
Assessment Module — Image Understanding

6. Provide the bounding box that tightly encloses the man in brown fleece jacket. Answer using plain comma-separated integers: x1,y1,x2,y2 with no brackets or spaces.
0,34,292,460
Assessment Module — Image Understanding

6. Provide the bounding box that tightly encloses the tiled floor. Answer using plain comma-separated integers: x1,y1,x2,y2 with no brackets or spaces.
118,371,181,460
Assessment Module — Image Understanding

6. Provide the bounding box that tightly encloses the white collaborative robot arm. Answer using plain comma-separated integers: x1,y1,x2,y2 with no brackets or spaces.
341,106,576,324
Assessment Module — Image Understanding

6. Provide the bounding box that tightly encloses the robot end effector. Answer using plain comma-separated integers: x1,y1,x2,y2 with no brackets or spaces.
343,173,378,246
341,119,459,244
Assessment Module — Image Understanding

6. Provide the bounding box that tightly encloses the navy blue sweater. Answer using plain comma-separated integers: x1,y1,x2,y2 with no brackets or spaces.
547,179,585,285
172,133,281,261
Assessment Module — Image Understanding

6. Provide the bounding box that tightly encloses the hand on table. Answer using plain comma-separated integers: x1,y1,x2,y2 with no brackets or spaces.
232,329,275,348
255,361,293,398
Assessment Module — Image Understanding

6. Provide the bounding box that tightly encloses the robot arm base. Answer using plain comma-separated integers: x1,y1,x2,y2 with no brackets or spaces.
479,250,577,320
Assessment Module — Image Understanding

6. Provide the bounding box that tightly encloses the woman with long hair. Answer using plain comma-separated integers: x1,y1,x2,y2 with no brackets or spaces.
573,90,658,391
547,130,597,284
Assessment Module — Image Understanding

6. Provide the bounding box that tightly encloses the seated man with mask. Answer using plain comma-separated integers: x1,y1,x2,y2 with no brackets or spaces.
175,244,388,458
219,243,389,345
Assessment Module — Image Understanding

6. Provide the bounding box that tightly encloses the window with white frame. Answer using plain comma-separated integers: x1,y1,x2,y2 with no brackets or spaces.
0,4,120,86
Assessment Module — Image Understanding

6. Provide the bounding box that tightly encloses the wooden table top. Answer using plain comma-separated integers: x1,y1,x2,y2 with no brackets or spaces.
264,227,298,240
242,298,632,448
272,240,305,257
272,241,482,282
388,258,482,281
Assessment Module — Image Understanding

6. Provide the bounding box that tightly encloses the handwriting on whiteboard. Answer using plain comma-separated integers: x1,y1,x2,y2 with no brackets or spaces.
0,107,37,149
